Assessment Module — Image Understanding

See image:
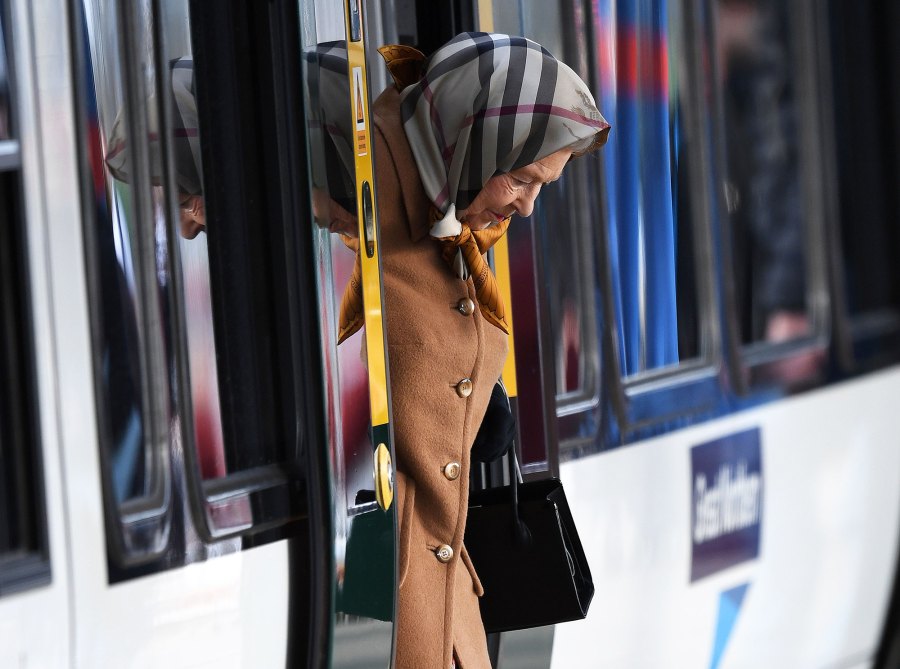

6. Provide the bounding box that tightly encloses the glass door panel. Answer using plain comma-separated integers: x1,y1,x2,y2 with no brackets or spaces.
301,0,396,665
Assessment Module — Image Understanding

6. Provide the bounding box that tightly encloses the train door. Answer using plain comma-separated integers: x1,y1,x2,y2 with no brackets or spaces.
301,0,399,665
59,0,345,665
0,0,71,665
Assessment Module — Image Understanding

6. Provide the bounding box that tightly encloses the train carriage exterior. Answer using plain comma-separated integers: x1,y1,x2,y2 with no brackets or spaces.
0,0,898,667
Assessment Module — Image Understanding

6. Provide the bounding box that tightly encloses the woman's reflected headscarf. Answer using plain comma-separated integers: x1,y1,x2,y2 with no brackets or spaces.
304,41,357,218
105,56,202,197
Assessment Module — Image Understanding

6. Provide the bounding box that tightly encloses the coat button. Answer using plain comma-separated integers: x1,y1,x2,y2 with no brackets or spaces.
443,462,461,480
435,544,454,563
455,378,473,398
457,298,476,316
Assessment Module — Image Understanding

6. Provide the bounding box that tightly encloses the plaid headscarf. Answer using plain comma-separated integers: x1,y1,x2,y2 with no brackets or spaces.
391,33,609,337
105,56,202,195
400,32,610,215
304,42,357,217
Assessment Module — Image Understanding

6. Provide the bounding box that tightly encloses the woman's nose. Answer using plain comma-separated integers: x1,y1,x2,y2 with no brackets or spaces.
515,190,539,217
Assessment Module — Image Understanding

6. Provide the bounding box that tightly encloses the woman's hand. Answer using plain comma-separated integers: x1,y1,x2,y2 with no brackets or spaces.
313,187,358,238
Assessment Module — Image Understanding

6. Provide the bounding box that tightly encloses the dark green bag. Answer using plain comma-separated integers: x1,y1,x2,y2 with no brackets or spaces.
337,493,395,621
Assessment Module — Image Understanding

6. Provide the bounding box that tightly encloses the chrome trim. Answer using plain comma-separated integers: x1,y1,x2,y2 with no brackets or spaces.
813,0,854,373
623,360,718,395
0,138,20,170
792,0,831,344
700,0,747,395
111,0,172,527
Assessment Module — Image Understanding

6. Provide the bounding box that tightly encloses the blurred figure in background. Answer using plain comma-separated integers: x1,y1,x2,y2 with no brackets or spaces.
717,0,825,383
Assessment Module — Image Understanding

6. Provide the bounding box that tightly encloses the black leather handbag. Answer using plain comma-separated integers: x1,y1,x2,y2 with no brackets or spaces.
464,452,595,633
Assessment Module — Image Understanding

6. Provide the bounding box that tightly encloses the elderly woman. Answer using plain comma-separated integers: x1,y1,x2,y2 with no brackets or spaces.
339,32,609,668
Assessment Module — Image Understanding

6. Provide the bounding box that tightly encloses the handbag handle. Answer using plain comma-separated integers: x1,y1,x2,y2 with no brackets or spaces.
508,449,533,548
495,379,531,547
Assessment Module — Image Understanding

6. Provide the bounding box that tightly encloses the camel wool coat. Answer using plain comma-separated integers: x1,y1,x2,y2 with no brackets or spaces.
372,85,508,668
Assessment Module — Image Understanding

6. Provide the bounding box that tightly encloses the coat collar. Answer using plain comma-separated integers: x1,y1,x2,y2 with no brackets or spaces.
372,87,432,242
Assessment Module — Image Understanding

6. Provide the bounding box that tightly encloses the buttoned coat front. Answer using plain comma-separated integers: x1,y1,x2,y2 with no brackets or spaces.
372,86,508,668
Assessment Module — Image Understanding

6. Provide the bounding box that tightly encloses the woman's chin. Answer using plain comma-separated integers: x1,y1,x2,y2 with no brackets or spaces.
466,217,493,231
180,219,205,240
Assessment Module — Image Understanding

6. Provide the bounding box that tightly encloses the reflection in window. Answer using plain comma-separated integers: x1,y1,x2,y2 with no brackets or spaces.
302,39,373,517
491,1,603,408
151,0,302,537
716,0,810,346
157,55,227,483
536,161,601,405
169,0,316,539
492,0,565,60
595,0,701,377
80,0,320,558
301,21,396,634
83,0,164,506
501,0,709,385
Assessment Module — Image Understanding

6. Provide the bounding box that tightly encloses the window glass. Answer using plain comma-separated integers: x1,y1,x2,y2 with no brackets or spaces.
715,0,813,346
492,0,565,59
0,175,41,560
537,162,602,403
81,0,310,545
82,0,169,507
0,2,47,578
170,0,315,538
829,2,900,330
303,23,369,523
0,7,10,141
494,0,704,386
593,0,706,377
148,8,225,483
303,0,397,649
495,0,705,389
68,0,336,579
491,1,604,414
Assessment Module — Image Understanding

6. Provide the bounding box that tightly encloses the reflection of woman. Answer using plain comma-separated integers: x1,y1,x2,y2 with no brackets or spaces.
104,57,227,481
342,33,608,668
105,56,206,240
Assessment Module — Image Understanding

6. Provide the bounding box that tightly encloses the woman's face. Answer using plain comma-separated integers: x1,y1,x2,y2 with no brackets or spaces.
457,147,573,230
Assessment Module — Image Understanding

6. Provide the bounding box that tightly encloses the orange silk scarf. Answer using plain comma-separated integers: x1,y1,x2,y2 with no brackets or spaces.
337,215,511,344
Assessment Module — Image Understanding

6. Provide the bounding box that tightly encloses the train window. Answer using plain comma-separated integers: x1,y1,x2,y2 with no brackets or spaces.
714,0,829,385
592,0,717,380
498,0,716,383
488,0,723,451
0,176,44,571
78,0,174,559
488,0,605,456
182,1,319,541
154,4,254,524
0,9,9,142
491,0,565,59
828,2,900,366
0,0,50,594
77,0,317,557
